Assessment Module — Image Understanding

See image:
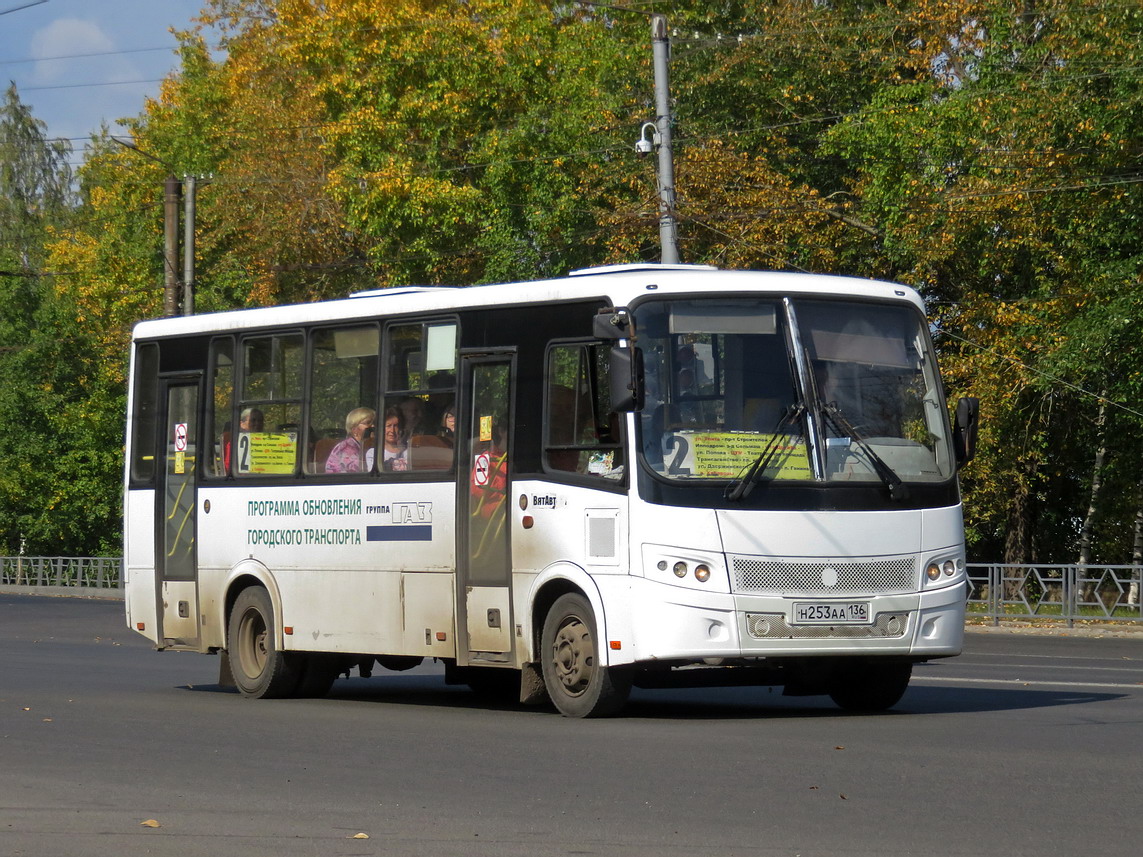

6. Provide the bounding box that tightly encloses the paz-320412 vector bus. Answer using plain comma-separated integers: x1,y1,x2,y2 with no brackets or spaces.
123,264,978,717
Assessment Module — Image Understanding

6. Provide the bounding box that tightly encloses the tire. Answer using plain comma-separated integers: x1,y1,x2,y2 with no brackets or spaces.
828,661,913,712
540,593,631,718
227,586,300,699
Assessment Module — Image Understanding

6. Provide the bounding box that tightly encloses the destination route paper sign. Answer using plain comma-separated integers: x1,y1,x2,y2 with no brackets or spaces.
671,431,811,480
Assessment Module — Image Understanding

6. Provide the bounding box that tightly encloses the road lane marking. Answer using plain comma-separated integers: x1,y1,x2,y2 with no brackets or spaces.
912,676,1143,690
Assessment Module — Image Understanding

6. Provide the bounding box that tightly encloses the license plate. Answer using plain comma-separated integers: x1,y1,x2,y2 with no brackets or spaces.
793,601,870,624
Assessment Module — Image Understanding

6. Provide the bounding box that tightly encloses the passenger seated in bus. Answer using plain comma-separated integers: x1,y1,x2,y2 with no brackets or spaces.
397,396,431,437
437,401,456,447
324,407,375,473
380,406,409,471
223,407,263,471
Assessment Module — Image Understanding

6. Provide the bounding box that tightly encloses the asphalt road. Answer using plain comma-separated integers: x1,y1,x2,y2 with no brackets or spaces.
2,593,1141,857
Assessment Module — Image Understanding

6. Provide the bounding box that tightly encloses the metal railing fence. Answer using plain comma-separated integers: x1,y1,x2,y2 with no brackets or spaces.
1,556,121,589
3,557,1142,626
967,563,1143,627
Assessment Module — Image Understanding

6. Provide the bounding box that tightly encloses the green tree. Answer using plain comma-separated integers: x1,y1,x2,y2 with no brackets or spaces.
0,85,123,555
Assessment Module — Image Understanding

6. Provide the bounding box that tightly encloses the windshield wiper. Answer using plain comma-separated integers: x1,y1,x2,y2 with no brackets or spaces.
820,404,910,501
724,404,805,502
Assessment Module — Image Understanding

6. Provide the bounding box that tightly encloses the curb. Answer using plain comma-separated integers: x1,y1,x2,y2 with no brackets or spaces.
0,584,124,601
966,620,1143,638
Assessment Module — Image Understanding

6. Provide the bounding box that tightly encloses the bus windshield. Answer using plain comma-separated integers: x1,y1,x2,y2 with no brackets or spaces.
636,297,954,487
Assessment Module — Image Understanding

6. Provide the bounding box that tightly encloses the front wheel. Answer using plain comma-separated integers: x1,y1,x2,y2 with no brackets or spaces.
227,586,300,698
541,593,631,718
828,661,913,712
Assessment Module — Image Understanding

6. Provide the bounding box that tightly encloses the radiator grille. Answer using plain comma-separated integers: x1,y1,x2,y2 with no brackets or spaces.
732,556,916,595
746,612,909,640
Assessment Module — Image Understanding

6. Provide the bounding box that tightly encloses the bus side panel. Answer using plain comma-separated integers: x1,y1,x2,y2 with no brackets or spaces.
197,481,455,658
123,488,159,644
511,479,630,666
512,480,630,578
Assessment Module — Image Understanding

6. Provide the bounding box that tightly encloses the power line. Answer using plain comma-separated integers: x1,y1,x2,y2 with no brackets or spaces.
0,45,180,66
937,326,1143,422
20,78,164,93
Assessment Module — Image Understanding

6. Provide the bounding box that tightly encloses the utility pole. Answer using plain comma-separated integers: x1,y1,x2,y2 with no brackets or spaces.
113,137,200,317
182,174,197,316
163,174,181,318
651,14,680,264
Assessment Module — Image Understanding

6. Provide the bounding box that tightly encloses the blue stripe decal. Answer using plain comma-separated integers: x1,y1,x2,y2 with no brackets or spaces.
367,525,433,542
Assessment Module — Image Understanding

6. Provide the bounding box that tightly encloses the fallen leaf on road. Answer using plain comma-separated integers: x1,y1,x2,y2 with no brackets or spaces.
140,819,161,828
350,832,369,839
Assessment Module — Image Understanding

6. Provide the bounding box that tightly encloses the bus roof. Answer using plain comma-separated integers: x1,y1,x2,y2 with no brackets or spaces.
131,264,925,340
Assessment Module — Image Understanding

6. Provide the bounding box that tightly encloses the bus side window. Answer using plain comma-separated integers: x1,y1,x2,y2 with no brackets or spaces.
207,337,234,477
129,342,160,484
544,342,624,479
306,326,379,475
383,320,457,473
236,333,304,477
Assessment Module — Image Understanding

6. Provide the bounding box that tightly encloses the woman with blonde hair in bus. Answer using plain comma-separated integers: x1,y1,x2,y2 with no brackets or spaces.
324,407,375,473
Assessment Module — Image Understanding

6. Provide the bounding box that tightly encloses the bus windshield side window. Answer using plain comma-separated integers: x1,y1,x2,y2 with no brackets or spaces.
306,326,379,475
235,333,304,477
544,342,624,479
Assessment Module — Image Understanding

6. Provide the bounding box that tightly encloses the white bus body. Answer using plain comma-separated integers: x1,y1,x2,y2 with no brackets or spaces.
124,265,975,716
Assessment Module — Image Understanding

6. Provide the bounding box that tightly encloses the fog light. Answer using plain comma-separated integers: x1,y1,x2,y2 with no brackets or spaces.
673,561,688,578
694,564,711,582
942,560,955,576
926,562,941,581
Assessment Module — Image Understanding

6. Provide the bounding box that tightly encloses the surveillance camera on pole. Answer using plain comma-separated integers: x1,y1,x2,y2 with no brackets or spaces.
635,122,660,156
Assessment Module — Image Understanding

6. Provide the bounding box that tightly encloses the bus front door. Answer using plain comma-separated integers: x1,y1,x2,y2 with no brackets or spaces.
156,378,202,650
458,355,515,663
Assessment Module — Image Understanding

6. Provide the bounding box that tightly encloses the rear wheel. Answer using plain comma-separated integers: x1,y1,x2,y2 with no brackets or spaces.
541,593,631,718
828,661,913,712
227,587,300,698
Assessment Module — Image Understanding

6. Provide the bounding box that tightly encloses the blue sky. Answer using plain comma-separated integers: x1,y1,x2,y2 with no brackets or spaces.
0,0,206,166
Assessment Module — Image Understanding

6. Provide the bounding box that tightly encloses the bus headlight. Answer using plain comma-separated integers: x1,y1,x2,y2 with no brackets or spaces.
926,557,963,583
642,546,730,592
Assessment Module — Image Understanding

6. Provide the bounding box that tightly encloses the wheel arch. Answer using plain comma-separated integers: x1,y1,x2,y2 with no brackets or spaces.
221,560,284,650
526,562,608,665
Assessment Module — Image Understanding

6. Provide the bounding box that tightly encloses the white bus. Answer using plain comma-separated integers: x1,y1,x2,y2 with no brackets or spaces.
124,264,978,717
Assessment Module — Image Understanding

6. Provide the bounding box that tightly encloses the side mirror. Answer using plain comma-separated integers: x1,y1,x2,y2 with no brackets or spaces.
953,396,980,468
609,345,644,412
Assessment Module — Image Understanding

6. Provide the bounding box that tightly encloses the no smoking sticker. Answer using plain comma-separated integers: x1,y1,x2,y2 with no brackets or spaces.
473,452,490,486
